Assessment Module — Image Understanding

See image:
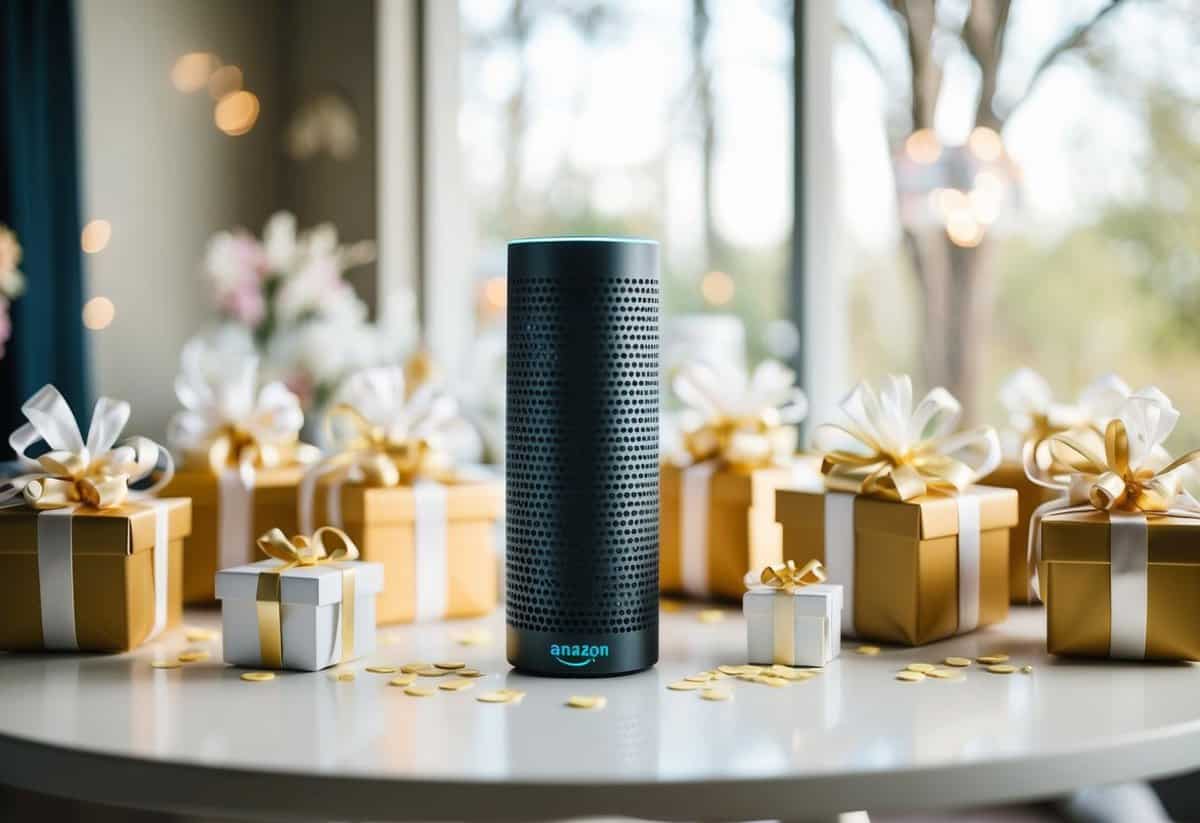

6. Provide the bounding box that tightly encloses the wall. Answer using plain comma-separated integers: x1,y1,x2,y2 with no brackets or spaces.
77,0,283,438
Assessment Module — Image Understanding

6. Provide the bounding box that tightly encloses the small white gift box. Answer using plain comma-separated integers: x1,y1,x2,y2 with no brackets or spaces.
216,558,384,671
744,579,843,668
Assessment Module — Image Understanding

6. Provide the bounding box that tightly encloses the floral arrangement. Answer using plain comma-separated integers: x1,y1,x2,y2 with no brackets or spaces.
0,225,25,358
200,211,413,413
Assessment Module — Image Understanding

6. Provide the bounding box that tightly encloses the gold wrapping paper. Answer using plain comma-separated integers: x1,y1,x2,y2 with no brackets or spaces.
660,463,800,600
161,465,304,603
0,499,192,651
775,486,1016,645
308,479,501,624
1041,510,1200,660
983,460,1059,604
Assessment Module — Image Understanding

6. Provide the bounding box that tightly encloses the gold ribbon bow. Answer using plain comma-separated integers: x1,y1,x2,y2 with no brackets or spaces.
672,360,806,472
197,425,319,476
744,558,827,593
813,376,1001,502
254,526,359,669
321,403,453,488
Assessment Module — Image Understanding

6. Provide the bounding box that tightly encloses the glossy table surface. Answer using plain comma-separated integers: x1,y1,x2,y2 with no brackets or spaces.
1,605,1199,821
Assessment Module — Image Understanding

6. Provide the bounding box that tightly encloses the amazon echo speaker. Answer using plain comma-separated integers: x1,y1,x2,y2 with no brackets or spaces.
506,237,659,676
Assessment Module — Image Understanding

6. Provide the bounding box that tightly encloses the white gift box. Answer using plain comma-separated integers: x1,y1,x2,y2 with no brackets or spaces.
216,559,384,671
744,584,843,667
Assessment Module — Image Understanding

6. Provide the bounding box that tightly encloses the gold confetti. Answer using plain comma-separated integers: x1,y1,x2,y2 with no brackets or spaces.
334,671,355,682
500,689,527,703
944,656,972,667
404,686,436,697
977,654,1010,664
906,663,936,673
401,662,430,673
177,650,210,663
240,671,275,682
856,645,881,656
737,673,760,682
684,673,712,683
477,690,522,704
926,668,962,680
718,664,745,676
439,678,474,692
366,665,398,674
987,664,1017,674
1022,665,1034,674
388,675,417,687
895,671,925,682
184,627,217,642
435,661,466,670
697,609,725,624
700,688,732,701
416,666,449,677
740,664,764,674
707,670,728,679
667,680,702,691
458,668,484,678
755,675,790,687
151,660,181,670
566,695,606,709
773,669,815,682
454,629,491,646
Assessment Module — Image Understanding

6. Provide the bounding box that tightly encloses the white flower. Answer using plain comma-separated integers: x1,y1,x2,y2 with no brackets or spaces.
263,211,298,272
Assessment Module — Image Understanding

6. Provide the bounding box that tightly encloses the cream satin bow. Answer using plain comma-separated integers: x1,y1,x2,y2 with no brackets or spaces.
256,526,359,568
0,385,172,510
812,375,1001,502
167,338,317,480
671,359,807,472
1000,368,1130,471
743,559,827,593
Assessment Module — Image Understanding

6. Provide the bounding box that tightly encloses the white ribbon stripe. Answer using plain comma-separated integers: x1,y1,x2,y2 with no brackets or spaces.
680,461,717,597
147,499,170,642
37,508,77,650
1107,512,1149,660
412,479,448,621
956,492,981,634
823,492,856,638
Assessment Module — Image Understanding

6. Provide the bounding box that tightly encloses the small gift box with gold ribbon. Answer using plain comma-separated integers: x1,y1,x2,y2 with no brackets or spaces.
0,386,191,652
161,340,319,603
300,366,501,625
984,369,1130,603
743,560,842,667
660,359,816,600
216,527,383,671
776,376,1017,646
1028,388,1200,660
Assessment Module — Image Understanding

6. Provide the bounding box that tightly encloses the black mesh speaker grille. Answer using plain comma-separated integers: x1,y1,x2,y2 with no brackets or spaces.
506,242,659,636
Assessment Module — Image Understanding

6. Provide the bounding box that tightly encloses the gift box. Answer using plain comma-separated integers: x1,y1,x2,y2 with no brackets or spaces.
308,478,502,623
0,499,192,652
216,542,383,672
162,465,304,603
776,486,1015,645
1041,511,1200,660
982,461,1058,604
743,562,842,667
661,463,802,600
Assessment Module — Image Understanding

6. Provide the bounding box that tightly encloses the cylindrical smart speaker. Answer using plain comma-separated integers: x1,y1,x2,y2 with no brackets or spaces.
506,237,659,677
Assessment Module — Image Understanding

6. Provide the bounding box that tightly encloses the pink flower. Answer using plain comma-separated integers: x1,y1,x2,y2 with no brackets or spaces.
222,282,265,327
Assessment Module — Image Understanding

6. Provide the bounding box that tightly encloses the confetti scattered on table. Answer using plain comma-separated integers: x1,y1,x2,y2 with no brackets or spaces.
388,675,417,687
1022,665,1034,674
977,654,1009,664
366,665,398,674
435,661,466,670
240,672,275,682
944,657,972,667
404,686,436,697
151,660,182,670
926,668,963,680
684,673,712,683
895,671,925,682
566,695,606,710
906,663,935,673
439,679,474,692
987,664,1017,674
177,650,209,663
856,645,881,656
400,662,430,673
458,668,484,678
700,688,732,701
477,689,525,704
334,671,355,682
718,664,745,676
416,666,449,677
667,680,703,691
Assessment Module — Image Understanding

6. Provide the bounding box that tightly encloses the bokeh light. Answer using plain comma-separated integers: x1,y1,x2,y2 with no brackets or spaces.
80,219,112,254
171,52,220,93
482,275,507,312
700,271,735,306
904,129,941,165
82,297,116,330
967,126,1004,163
207,65,244,100
945,211,984,248
214,91,260,136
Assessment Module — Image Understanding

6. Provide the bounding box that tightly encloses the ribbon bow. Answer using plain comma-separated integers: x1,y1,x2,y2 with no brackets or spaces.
812,375,1001,502
167,338,317,479
743,559,826,593
1030,387,1200,514
1000,368,1130,472
0,385,171,510
671,359,807,472
256,526,359,567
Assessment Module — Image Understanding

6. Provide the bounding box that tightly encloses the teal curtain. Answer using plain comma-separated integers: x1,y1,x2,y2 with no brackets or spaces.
0,0,90,438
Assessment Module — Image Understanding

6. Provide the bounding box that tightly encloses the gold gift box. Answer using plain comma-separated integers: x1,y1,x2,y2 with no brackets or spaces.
0,499,191,651
161,465,303,603
660,463,801,600
309,480,502,624
775,486,1017,645
983,460,1059,604
1041,511,1200,660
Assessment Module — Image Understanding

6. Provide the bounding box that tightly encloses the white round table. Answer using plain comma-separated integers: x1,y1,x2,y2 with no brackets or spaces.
1,605,1198,822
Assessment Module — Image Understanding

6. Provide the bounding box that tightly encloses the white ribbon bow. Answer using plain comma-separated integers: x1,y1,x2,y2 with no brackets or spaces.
0,385,172,507
1000,368,1131,465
